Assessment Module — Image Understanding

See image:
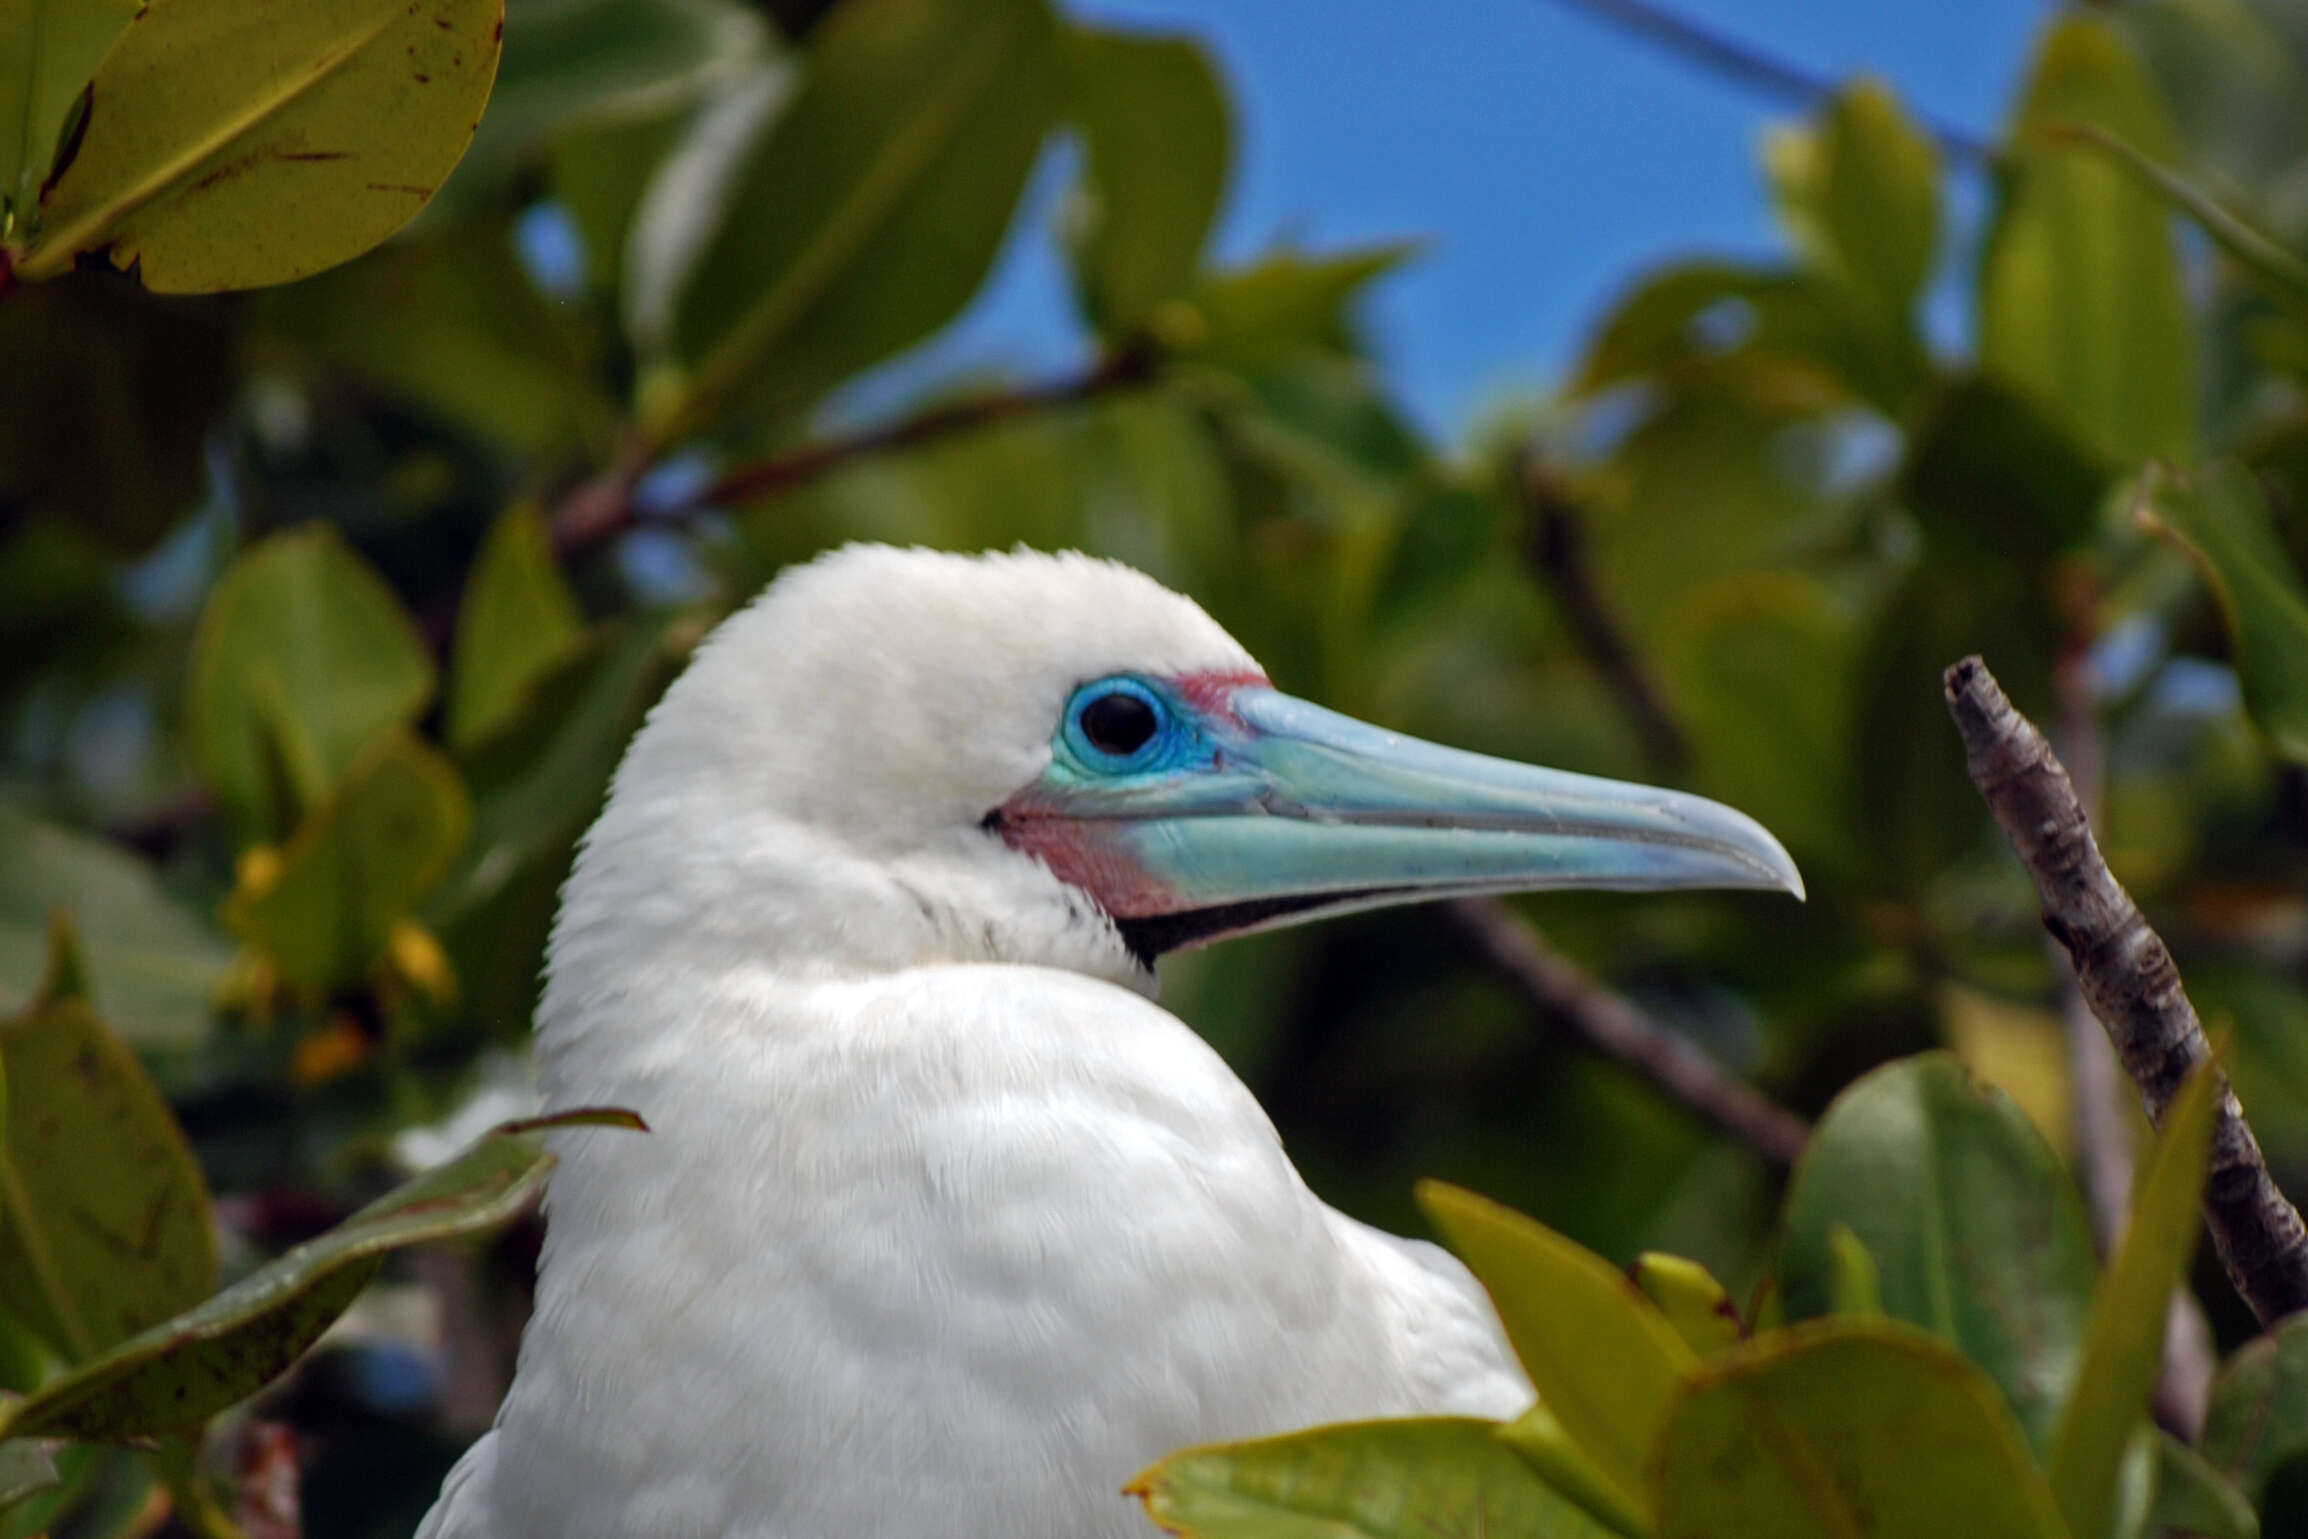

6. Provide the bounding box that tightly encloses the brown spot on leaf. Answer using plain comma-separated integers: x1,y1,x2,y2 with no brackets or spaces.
366,182,432,196
274,151,349,162
413,72,430,83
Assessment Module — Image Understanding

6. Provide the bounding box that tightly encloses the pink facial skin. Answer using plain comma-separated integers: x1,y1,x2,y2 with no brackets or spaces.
990,669,1268,920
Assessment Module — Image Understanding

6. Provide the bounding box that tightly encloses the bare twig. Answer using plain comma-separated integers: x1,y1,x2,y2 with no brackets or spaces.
1944,655,2308,1325
2050,652,2134,1257
1515,454,1692,776
550,344,1162,559
1445,897,1810,1167
2050,653,2216,1435
1529,0,1996,169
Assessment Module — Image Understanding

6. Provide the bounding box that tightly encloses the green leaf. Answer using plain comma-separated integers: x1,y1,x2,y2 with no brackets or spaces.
1779,1053,2099,1454
0,0,138,235
0,1439,57,1510
441,0,765,205
1769,77,1941,323
1419,1181,1694,1520
0,981,215,1361
1827,1223,1884,1318
651,0,1062,442
225,730,472,992
15,0,506,291
261,216,618,453
2203,1315,2308,1509
2150,1433,2258,1539
0,1109,642,1441
1630,1253,1741,1358
2051,122,2308,310
1063,26,1228,337
448,504,585,748
0,803,229,1049
1179,242,1414,369
1494,1403,1652,1538
1980,14,2197,463
188,524,435,842
2049,1059,2219,1539
2134,460,2308,763
1652,1319,2068,1539
1129,1417,1616,1539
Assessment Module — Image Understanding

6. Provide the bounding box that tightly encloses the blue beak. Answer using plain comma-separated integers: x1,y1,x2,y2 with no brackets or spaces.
996,683,1803,960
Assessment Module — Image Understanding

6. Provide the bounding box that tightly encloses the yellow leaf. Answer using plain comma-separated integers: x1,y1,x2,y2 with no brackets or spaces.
18,0,503,291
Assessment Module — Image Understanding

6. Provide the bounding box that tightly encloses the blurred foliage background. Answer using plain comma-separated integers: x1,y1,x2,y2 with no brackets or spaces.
11,0,2308,1530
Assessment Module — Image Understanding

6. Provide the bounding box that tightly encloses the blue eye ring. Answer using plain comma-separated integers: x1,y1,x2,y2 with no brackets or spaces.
1062,676,1172,772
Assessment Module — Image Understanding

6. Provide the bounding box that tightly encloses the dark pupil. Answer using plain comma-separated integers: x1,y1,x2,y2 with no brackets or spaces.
1080,691,1158,756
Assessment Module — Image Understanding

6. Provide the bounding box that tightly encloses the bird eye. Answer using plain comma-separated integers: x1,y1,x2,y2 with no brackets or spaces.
1078,689,1159,757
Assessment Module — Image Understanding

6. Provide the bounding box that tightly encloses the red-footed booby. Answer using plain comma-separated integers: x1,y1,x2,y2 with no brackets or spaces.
418,545,1800,1539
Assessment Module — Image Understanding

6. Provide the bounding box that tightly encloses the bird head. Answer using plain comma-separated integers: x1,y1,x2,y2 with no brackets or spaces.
566,545,1800,991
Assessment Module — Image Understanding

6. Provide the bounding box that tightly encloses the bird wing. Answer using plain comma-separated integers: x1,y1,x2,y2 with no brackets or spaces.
415,1429,498,1539
1325,1208,1534,1422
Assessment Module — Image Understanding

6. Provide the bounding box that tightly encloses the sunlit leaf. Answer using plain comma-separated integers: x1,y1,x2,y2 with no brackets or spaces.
1779,1053,2098,1454
188,524,435,841
650,0,1062,441
0,0,137,236
225,730,472,992
1630,1252,1741,1358
1129,1417,1614,1539
1769,78,1940,324
0,1109,641,1441
1652,1319,2067,1539
0,941,215,1360
0,804,227,1049
2052,122,2308,309
19,0,506,291
449,503,585,748
1064,26,1228,337
1494,1403,1650,1537
2048,1059,2219,1539
2134,459,2308,763
1980,14,2196,462
1180,243,1414,369
1419,1181,1693,1519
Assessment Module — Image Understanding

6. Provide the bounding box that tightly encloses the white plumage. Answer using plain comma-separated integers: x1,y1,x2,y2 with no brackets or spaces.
419,545,1795,1539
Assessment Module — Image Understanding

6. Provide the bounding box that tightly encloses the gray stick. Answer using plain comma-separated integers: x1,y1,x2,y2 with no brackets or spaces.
1943,655,2308,1325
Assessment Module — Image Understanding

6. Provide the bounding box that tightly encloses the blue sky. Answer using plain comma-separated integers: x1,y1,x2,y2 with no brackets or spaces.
896,0,2050,438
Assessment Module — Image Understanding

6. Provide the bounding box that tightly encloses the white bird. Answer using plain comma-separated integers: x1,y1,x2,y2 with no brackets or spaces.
418,544,1801,1539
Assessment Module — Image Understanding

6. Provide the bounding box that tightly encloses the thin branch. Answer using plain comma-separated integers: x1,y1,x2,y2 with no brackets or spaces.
2051,652,2134,1259
550,344,1162,559
1529,0,1997,169
1944,655,2308,1325
2050,652,2216,1435
1515,453,1693,776
1444,897,1811,1168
